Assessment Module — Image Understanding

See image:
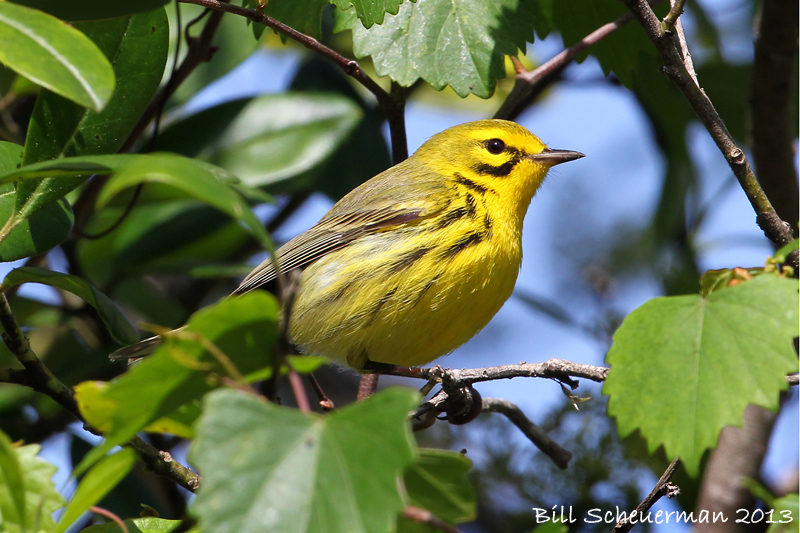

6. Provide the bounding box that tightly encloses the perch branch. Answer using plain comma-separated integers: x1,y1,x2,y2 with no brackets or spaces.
366,358,609,389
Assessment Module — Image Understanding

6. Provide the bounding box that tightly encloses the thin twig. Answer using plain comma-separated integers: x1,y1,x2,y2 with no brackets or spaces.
612,458,681,533
621,0,795,249
72,6,227,236
176,0,409,161
401,506,462,533
787,374,799,386
176,0,391,109
287,364,311,413
496,2,665,120
482,397,573,470
357,374,379,401
89,506,129,533
307,372,334,410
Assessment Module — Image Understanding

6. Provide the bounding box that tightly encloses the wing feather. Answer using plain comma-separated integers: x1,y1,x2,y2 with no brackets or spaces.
233,161,451,295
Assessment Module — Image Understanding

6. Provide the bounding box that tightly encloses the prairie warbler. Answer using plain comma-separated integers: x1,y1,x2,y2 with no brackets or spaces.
112,120,583,370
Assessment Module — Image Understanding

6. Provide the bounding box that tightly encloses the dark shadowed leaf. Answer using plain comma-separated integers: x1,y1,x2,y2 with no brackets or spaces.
9,0,170,21
156,92,362,191
0,267,139,344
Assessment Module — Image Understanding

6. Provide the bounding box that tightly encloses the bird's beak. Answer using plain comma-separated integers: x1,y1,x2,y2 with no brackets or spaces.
527,148,585,166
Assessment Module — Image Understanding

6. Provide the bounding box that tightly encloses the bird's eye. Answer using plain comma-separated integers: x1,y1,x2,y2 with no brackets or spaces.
485,138,506,155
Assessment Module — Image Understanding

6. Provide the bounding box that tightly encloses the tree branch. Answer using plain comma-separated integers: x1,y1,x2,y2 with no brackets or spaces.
612,457,681,533
694,405,779,533
482,397,573,470
496,9,637,120
0,294,200,492
621,0,795,248
750,0,799,234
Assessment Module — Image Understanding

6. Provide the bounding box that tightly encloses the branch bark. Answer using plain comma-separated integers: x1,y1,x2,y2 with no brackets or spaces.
482,397,573,470
0,294,200,492
621,0,795,249
612,457,681,533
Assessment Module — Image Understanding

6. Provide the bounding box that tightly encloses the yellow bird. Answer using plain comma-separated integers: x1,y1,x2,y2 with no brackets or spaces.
230,119,583,369
112,120,582,369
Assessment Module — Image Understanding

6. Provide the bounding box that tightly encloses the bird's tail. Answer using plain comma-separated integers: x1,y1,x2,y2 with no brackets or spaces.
109,336,162,362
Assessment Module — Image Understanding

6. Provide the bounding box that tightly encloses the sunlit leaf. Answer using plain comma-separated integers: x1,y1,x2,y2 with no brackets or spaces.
604,274,799,476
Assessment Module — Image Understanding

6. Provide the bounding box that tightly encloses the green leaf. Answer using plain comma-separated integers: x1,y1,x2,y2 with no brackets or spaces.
190,387,419,533
0,142,74,261
403,449,475,524
768,493,799,533
289,57,392,199
95,153,274,252
76,200,251,285
55,448,137,533
74,291,280,475
338,0,538,98
330,0,404,28
604,273,799,476
23,9,169,166
9,0,170,21
0,267,139,344
265,0,327,40
9,10,169,253
0,152,273,252
155,93,363,190
80,518,181,533
0,431,27,532
0,1,114,110
773,239,799,263
0,184,73,261
696,62,750,142
0,439,65,533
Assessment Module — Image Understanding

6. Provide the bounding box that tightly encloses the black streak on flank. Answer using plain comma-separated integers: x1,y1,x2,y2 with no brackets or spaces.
435,206,471,229
464,193,477,217
413,273,441,307
454,173,490,194
483,214,493,237
442,231,485,258
387,246,434,274
366,286,398,325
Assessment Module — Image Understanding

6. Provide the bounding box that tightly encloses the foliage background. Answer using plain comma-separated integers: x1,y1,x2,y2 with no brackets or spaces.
0,0,796,531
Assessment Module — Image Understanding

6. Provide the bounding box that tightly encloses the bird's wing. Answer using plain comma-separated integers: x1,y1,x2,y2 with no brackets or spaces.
233,162,450,295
